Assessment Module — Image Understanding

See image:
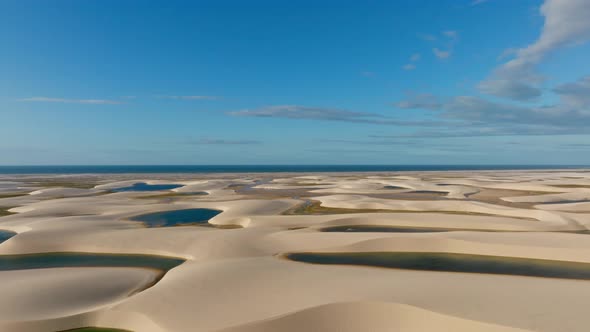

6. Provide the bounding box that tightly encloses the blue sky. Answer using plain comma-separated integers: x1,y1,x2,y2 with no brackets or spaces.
1,0,589,165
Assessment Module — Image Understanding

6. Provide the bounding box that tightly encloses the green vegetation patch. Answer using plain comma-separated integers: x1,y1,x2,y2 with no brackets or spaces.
0,192,29,199
282,200,393,215
0,207,15,217
31,181,99,189
282,200,514,218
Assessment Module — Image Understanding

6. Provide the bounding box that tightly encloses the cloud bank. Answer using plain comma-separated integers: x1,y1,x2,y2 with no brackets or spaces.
479,0,590,101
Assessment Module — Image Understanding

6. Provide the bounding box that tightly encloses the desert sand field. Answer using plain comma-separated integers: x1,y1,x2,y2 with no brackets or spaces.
1,170,590,332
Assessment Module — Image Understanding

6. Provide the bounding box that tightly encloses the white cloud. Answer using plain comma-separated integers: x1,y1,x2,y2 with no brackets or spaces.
553,75,590,108
443,30,458,40
395,93,443,110
418,33,437,41
228,105,439,126
480,0,590,100
394,74,590,136
158,95,219,100
477,79,542,101
433,48,451,59
403,53,421,70
19,97,123,104
187,138,262,145
497,48,517,60
229,105,380,121
503,0,590,74
471,0,489,5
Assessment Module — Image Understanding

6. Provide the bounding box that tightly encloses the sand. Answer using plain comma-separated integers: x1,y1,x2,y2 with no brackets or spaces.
0,170,590,331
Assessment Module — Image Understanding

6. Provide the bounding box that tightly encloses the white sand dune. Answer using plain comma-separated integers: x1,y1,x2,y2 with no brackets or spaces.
0,267,158,321
312,194,575,226
1,170,590,331
28,187,105,198
503,192,590,204
217,301,531,332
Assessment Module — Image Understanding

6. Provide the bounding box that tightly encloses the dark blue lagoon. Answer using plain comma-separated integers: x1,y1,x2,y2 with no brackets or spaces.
112,182,183,192
129,208,222,227
0,231,16,244
286,252,590,280
0,252,184,272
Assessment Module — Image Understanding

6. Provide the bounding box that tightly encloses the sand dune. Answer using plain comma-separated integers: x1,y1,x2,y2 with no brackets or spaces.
218,301,531,332
1,170,590,331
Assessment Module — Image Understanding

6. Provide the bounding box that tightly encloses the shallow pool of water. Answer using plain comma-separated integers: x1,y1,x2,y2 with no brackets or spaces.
409,190,445,194
321,225,590,235
384,185,406,189
0,252,184,272
286,252,590,280
112,183,183,192
0,230,16,244
129,208,222,227
540,199,590,205
321,225,454,233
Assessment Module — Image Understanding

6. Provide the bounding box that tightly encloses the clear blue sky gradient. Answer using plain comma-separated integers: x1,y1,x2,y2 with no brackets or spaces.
1,0,589,165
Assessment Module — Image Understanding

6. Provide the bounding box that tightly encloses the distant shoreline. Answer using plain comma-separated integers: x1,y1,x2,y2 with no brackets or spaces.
0,165,588,174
